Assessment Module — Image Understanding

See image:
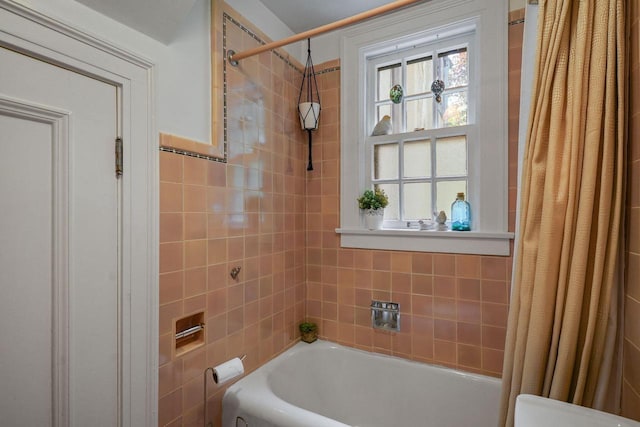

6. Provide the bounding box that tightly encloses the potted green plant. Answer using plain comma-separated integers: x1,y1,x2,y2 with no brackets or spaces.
357,188,389,230
299,321,318,344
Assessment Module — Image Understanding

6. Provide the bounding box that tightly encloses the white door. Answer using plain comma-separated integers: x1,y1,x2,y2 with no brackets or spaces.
0,46,120,426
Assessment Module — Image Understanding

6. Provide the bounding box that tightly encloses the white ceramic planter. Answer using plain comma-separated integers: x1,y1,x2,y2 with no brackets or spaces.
364,209,384,230
298,102,320,130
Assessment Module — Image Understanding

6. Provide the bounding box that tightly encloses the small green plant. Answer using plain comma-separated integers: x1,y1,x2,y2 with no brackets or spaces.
357,188,389,210
299,322,317,334
299,321,318,343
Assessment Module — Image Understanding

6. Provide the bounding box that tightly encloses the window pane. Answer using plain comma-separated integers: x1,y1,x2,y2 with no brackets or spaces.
406,56,433,95
375,183,399,220
375,104,403,135
438,90,468,127
406,97,433,131
374,143,399,179
435,136,466,177
377,104,392,125
377,63,401,101
439,48,468,88
436,180,467,219
404,140,431,178
404,182,431,220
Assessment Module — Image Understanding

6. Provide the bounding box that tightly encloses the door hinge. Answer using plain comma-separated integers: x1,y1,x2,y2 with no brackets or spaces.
115,137,123,178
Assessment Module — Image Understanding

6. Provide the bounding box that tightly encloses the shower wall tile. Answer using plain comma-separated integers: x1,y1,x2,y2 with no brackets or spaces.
158,389,183,427
160,151,184,183
160,182,183,212
304,13,522,378
160,271,184,305
158,5,307,425
623,0,640,420
160,242,184,274
160,213,184,243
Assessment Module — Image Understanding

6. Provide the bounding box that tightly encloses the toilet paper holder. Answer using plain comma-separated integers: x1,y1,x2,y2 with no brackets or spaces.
203,354,246,427
174,312,206,358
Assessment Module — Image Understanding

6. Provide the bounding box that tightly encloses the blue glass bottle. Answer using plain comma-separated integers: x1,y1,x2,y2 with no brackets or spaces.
451,192,471,231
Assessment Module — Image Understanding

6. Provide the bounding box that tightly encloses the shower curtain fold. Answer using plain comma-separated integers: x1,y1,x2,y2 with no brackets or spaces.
499,0,627,425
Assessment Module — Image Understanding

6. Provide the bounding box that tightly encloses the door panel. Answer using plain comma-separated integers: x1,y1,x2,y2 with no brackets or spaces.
0,46,119,426
0,112,54,426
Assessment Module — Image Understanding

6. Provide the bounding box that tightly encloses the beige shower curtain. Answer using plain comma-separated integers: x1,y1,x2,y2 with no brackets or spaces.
499,0,626,425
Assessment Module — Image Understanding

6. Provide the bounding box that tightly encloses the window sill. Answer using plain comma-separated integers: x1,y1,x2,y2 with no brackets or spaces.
335,227,514,256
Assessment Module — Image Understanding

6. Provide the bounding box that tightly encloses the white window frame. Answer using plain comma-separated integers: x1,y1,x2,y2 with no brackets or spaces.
337,0,513,256
366,32,474,228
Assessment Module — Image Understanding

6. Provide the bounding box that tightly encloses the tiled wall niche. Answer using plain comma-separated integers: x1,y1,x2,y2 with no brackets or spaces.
158,6,307,425
622,0,640,421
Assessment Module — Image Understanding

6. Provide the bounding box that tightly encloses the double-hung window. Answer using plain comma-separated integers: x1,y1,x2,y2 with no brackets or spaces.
367,34,474,227
338,0,512,255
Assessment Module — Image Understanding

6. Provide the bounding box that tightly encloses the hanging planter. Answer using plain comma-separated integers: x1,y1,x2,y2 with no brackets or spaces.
298,101,320,130
298,38,321,171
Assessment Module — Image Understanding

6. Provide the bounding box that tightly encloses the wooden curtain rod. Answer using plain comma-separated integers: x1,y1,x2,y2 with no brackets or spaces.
227,0,425,65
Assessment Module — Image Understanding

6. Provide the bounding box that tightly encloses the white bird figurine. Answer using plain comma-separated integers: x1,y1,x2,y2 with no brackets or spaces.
435,210,448,231
371,115,392,136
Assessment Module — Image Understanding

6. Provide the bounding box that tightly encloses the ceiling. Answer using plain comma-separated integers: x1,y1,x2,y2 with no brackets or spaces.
260,0,396,33
73,0,398,44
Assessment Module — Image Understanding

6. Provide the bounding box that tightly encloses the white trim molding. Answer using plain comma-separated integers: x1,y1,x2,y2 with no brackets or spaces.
337,228,513,256
0,0,153,69
339,0,511,256
0,2,158,425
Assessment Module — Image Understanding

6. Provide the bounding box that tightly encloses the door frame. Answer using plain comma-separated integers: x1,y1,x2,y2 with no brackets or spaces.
0,1,158,426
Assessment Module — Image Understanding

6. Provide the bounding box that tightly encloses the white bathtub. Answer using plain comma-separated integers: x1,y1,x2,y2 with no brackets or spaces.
222,340,501,427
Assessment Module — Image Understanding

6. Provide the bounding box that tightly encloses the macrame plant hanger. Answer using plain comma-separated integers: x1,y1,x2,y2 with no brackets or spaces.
297,38,321,171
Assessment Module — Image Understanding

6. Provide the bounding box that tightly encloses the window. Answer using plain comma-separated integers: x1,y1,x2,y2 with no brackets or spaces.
367,35,473,227
338,0,512,255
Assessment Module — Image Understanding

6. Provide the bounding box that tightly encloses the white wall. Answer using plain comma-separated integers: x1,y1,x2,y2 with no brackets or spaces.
225,0,304,63
510,0,526,12
158,0,211,142
14,0,212,143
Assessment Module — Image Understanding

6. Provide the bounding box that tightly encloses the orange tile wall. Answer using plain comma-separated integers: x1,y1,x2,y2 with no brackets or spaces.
157,12,307,426
157,7,525,427
156,6,640,424
622,0,640,421
304,11,525,377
